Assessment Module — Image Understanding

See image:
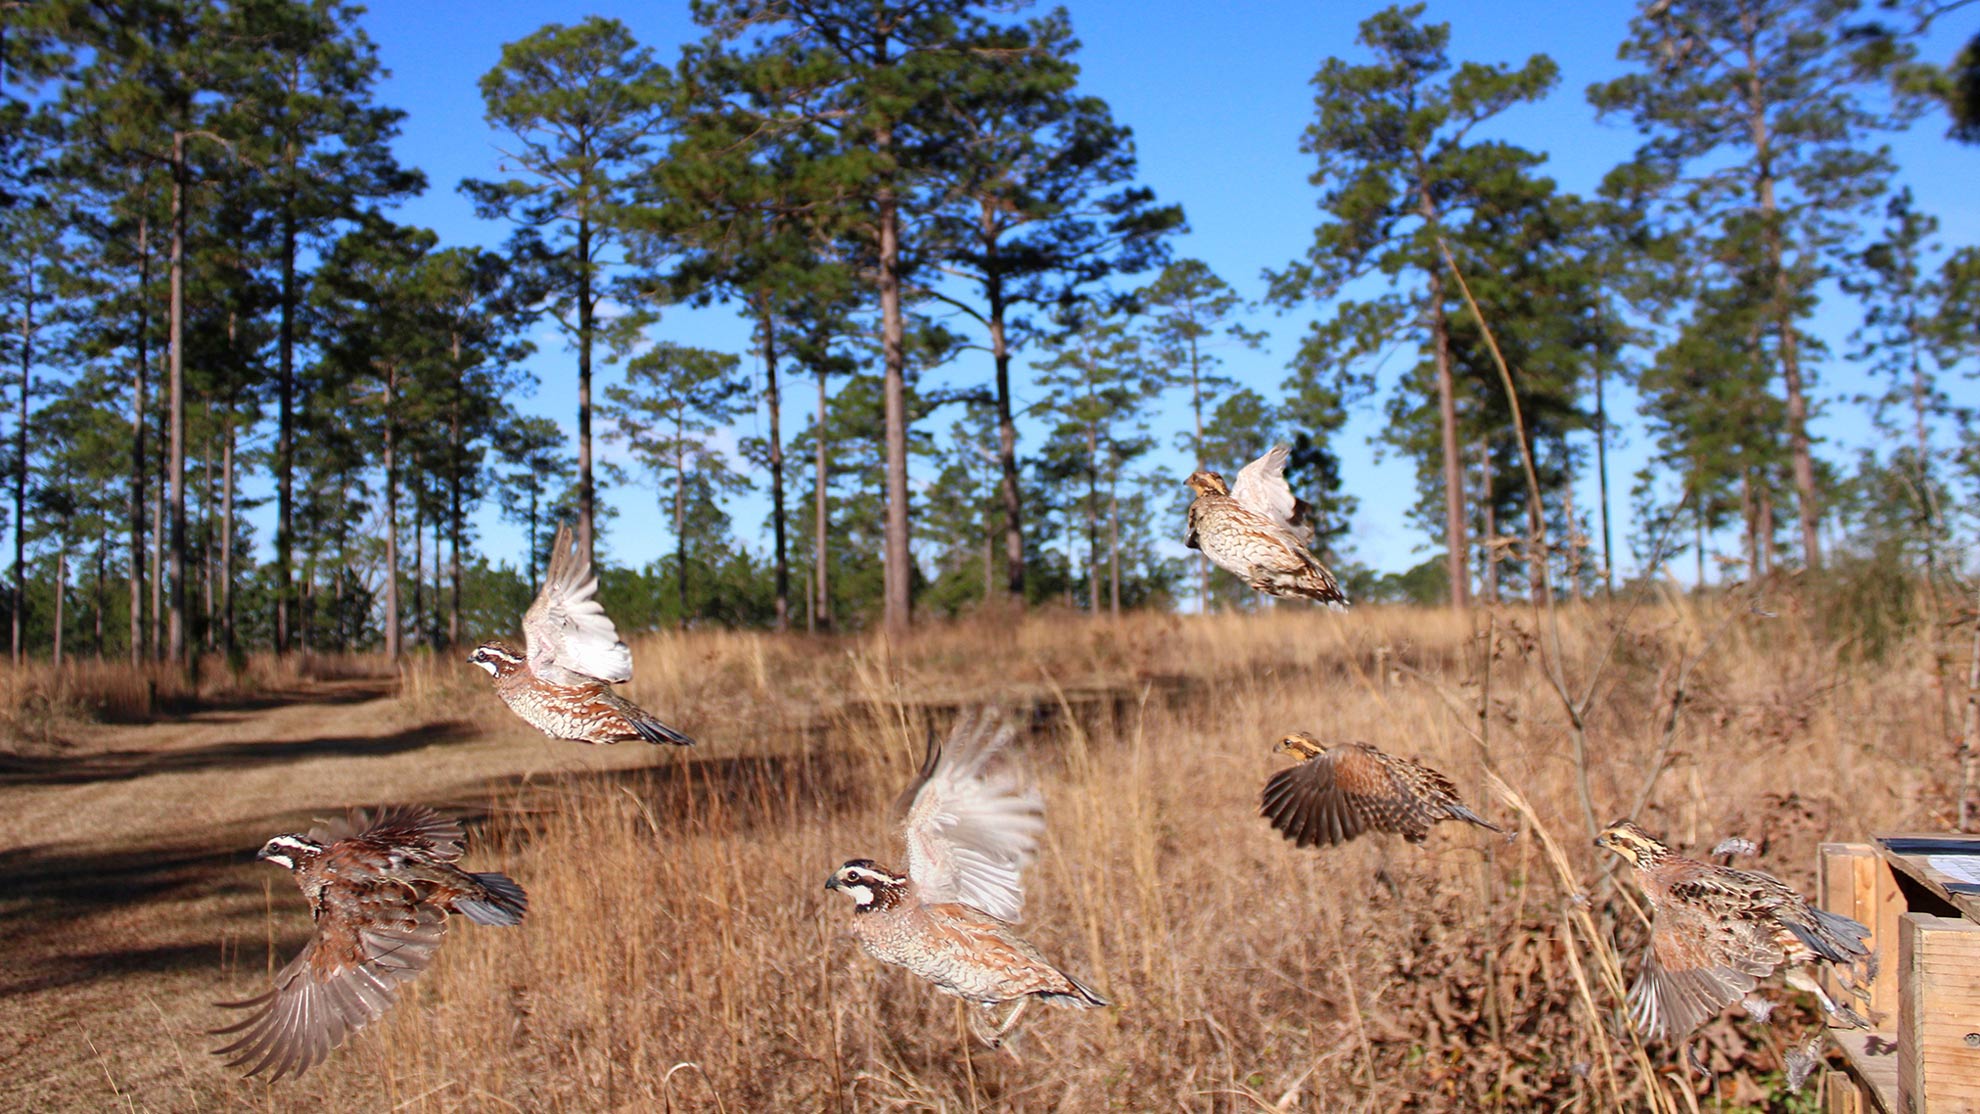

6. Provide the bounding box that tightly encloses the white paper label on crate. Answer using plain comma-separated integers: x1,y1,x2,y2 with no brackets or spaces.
1924,854,1980,888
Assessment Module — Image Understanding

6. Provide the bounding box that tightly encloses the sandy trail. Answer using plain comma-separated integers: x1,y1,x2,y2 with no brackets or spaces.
0,680,671,1111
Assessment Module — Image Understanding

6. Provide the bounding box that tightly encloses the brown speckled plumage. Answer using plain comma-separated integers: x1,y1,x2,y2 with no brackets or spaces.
469,523,692,746
832,863,1107,1010
826,712,1107,1046
211,806,526,1081
1597,820,1871,1042
1185,446,1346,606
1261,734,1506,847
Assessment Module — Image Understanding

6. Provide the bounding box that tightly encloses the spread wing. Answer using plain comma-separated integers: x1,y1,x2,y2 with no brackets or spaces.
901,709,1045,922
309,804,465,863
1229,445,1314,545
1626,903,1773,1042
212,879,448,1080
1260,745,1419,846
523,522,633,685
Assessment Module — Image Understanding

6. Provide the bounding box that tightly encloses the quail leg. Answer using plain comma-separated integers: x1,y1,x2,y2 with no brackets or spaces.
967,1004,1000,1047
985,998,1030,1048
1786,968,1869,1029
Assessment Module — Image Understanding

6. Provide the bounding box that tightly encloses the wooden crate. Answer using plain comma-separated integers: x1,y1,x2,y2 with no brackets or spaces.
1822,835,1980,1114
1899,914,1980,1114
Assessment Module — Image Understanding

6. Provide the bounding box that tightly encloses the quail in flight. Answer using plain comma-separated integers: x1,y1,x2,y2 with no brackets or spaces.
212,805,527,1081
1596,819,1872,1042
1185,444,1347,606
825,710,1109,1047
469,522,692,745
1261,733,1507,847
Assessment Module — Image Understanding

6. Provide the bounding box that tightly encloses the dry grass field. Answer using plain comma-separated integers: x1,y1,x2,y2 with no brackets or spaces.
1,587,1969,1112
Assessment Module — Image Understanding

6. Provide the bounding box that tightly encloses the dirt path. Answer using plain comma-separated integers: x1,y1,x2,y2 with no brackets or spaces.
0,681,670,1111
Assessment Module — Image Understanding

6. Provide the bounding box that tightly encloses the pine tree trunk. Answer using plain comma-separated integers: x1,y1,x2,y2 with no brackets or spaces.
759,293,789,631
449,332,463,649
1416,182,1471,610
1695,502,1706,589
94,538,105,658
382,363,400,659
1960,579,1979,831
983,494,994,606
411,492,424,649
576,212,596,567
1594,351,1614,597
1191,330,1208,613
13,261,30,664
167,133,189,671
877,144,911,636
1766,484,1782,581
527,489,540,588
1086,423,1099,616
814,366,830,631
1741,470,1758,581
1743,64,1820,569
130,211,149,666
675,420,687,625
276,173,297,654
1428,269,1469,609
150,473,162,660
221,417,234,659
1064,514,1076,609
1561,473,1579,600
300,550,313,657
1107,463,1121,619
201,417,214,653
53,536,65,671
1775,265,1819,569
985,241,1025,602
429,518,441,649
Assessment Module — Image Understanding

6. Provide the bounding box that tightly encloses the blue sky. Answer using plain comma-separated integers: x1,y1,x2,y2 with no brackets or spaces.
336,1,1980,582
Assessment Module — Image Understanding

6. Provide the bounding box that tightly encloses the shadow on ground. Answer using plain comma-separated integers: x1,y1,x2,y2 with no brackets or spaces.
0,719,476,787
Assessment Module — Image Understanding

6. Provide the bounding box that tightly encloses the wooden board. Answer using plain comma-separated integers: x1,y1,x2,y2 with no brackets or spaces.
1827,1070,1865,1114
1898,913,1980,1114
1821,1028,1900,1114
1827,1028,1900,1114
1878,835,1980,922
1824,842,1906,1024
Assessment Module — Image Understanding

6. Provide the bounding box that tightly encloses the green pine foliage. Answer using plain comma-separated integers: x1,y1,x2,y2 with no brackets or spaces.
0,0,1970,665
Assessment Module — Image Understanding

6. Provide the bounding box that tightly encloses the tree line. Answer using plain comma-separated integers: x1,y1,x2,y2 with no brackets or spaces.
0,0,1975,666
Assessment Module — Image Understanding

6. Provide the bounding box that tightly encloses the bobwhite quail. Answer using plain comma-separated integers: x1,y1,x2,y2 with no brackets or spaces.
825,710,1109,1047
1261,733,1507,847
1185,444,1347,606
469,522,692,745
1596,819,1872,1042
212,805,527,1080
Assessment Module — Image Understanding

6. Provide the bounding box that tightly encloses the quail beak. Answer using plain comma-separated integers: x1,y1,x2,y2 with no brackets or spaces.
824,875,840,892
255,846,271,861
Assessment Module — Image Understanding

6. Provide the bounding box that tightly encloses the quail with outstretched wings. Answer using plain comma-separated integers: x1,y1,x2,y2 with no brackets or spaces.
468,522,692,745
1186,445,1346,606
1596,820,1872,1042
1261,734,1506,847
212,805,527,1081
826,710,1108,1047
